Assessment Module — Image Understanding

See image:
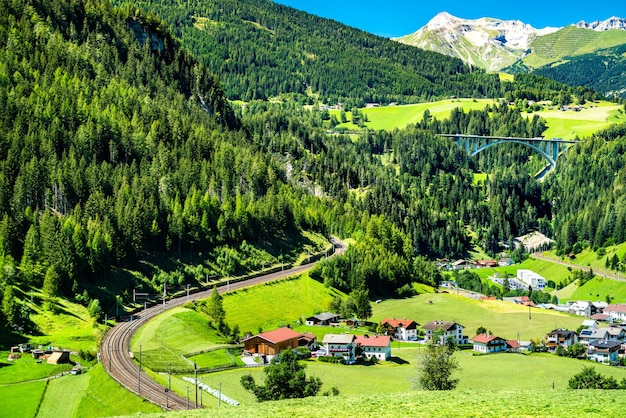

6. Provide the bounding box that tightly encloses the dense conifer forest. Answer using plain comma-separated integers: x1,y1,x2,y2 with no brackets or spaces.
1,0,626,335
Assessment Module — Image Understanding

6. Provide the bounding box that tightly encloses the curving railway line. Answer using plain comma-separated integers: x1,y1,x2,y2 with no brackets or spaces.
100,238,345,410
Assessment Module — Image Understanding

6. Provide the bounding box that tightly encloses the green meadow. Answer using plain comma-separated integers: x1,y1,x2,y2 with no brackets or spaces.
146,349,626,414
525,102,623,139
331,99,497,131
329,99,622,141
126,388,626,418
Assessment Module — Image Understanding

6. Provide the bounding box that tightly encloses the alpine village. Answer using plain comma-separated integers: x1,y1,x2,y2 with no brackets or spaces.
3,1,626,417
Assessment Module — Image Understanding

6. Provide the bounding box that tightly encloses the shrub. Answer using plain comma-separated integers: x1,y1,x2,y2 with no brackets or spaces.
317,355,344,364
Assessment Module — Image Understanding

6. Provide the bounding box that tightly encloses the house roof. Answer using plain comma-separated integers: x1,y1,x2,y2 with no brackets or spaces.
590,314,610,321
322,334,355,344
299,333,316,343
548,329,576,338
471,334,505,344
244,327,301,344
423,320,462,331
506,340,520,349
607,327,625,336
307,312,339,321
354,335,391,348
581,319,597,327
605,304,626,313
382,318,418,329
589,341,621,349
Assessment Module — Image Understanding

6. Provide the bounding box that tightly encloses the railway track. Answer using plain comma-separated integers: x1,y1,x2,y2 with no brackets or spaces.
100,238,345,410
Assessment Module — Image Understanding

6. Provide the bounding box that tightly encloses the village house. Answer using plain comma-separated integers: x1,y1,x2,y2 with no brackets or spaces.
471,334,507,354
450,259,474,270
604,304,626,323
476,260,497,268
381,318,419,341
242,327,301,356
322,334,356,361
578,328,610,347
506,340,520,353
516,269,546,290
423,320,467,345
545,329,578,353
305,312,340,326
587,341,621,363
498,258,514,267
354,335,391,361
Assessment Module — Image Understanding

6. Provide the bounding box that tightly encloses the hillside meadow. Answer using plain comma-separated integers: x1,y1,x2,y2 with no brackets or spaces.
330,98,622,140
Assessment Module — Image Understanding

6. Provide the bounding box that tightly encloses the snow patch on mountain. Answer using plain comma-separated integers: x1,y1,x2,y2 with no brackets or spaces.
575,16,626,31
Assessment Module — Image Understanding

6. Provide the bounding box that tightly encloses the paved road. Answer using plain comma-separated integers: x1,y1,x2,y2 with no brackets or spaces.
532,252,625,282
100,237,346,410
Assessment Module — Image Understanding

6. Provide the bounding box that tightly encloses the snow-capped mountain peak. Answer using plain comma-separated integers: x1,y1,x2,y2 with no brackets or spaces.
575,16,626,31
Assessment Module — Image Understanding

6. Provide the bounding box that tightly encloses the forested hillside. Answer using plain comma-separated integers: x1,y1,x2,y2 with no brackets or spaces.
110,0,506,105
2,0,626,342
531,44,626,99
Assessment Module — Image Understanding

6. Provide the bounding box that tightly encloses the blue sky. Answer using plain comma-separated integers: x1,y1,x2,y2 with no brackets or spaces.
275,1,624,38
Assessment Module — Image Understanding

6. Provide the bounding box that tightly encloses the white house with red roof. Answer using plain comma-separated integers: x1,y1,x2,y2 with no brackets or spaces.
381,318,419,340
322,334,356,361
471,334,507,353
354,335,391,361
604,304,626,323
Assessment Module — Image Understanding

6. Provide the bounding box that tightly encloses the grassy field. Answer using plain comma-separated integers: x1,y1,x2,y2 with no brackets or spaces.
0,353,72,384
525,102,622,139
329,99,621,140
470,257,573,284
123,388,626,418
371,292,583,341
0,379,47,418
331,99,496,131
144,350,626,415
222,274,342,334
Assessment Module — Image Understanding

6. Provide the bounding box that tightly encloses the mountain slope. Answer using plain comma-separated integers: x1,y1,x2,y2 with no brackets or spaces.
395,12,559,71
109,0,503,104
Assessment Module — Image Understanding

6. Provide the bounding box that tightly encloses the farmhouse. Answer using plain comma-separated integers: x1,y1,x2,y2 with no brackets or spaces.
423,320,467,345
305,312,340,326
471,334,507,354
354,335,391,361
545,329,578,353
242,327,301,356
322,334,356,361
381,318,419,340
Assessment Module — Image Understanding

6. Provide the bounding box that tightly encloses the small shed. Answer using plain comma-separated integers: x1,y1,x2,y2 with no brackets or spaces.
47,350,71,365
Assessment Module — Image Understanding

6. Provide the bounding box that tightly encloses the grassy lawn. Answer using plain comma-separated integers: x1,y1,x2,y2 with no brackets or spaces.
371,292,583,341
0,379,47,418
187,349,244,369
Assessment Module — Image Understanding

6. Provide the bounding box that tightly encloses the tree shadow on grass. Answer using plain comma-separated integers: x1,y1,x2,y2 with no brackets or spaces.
388,356,409,365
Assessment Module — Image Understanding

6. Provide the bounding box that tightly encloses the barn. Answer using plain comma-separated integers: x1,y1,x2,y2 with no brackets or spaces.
242,327,301,356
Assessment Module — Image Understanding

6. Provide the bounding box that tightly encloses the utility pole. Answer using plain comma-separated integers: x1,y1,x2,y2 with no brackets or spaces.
186,387,189,410
218,382,222,407
194,362,198,409
168,363,171,391
138,345,142,393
